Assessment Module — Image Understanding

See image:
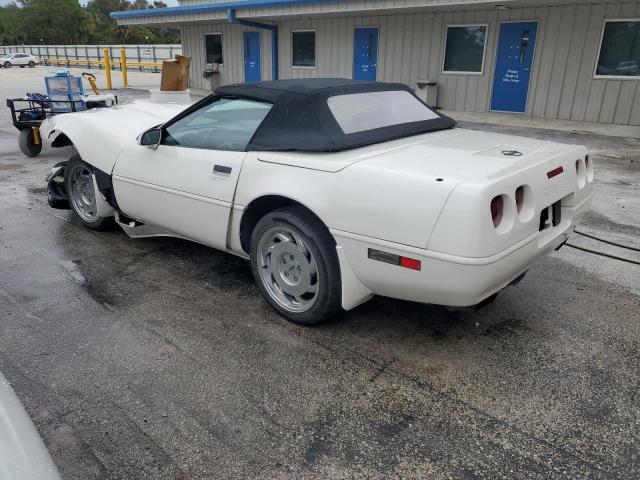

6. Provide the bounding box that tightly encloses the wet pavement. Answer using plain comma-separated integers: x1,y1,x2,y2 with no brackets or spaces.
1,71,640,479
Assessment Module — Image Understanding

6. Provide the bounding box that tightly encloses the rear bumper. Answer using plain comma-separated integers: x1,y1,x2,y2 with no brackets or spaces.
334,191,593,310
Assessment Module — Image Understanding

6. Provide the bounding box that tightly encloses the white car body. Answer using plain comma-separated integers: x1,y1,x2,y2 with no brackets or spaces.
0,372,61,480
1,53,38,67
41,81,593,317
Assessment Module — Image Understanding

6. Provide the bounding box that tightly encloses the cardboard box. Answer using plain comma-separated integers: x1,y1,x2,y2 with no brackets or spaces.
160,55,191,91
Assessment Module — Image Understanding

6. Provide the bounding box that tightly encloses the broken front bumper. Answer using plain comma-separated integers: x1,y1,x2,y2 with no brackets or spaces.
45,162,70,209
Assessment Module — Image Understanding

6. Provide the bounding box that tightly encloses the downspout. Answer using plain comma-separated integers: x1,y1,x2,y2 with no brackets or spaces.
228,9,278,80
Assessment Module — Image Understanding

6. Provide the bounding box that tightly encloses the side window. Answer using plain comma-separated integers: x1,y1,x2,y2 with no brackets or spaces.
162,97,272,151
205,33,223,64
595,20,640,77
442,25,488,74
292,31,316,67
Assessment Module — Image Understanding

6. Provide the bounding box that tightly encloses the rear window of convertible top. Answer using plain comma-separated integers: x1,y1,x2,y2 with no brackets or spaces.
326,90,440,134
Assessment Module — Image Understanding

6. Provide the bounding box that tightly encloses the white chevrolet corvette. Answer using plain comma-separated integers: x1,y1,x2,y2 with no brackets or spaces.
42,79,593,325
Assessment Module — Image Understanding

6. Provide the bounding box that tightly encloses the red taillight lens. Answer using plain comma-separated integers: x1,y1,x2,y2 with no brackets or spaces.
515,186,524,213
399,256,422,271
490,196,504,228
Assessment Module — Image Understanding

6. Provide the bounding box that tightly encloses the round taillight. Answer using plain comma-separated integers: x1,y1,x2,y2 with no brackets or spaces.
490,195,504,228
515,186,525,213
576,159,586,189
585,155,594,182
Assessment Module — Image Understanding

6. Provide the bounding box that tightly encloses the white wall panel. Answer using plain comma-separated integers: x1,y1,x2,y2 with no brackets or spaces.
177,0,640,125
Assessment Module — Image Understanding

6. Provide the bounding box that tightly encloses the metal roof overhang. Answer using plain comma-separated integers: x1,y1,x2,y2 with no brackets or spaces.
110,0,595,26
110,0,339,24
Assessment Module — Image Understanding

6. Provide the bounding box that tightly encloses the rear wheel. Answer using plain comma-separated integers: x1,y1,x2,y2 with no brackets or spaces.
3,61,10,68
65,155,114,230
250,206,342,325
28,61,35,68
18,128,42,157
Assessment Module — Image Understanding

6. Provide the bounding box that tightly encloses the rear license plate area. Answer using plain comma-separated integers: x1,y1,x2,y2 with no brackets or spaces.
539,200,562,231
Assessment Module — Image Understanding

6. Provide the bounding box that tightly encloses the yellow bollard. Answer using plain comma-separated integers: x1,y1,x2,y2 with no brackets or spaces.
120,48,128,87
103,48,112,90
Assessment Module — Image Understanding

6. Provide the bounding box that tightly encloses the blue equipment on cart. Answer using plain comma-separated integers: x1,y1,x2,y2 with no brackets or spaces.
44,71,86,113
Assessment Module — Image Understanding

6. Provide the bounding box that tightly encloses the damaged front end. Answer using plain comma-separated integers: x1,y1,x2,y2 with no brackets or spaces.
45,162,116,219
45,162,70,210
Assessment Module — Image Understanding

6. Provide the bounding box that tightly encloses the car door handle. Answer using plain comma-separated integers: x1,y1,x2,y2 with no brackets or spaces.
213,164,232,175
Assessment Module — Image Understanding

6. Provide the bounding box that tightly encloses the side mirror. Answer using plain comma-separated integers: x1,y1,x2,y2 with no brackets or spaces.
138,127,162,149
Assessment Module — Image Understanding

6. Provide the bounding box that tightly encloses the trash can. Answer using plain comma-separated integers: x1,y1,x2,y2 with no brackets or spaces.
416,80,438,109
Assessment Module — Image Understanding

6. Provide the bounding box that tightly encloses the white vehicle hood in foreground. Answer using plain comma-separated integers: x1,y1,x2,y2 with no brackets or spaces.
0,373,61,480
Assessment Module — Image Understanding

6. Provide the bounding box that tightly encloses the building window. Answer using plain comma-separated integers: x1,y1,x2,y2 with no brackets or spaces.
595,20,640,77
442,25,487,74
292,30,316,67
205,33,223,64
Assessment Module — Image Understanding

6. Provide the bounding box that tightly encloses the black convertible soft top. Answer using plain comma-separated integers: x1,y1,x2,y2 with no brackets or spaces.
213,78,456,152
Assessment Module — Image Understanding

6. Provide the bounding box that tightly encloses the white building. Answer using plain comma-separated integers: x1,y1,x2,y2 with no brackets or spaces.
112,0,640,125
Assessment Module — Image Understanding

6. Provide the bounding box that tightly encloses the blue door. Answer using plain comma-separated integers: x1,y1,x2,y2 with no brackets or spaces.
353,27,378,81
243,31,260,83
490,22,538,113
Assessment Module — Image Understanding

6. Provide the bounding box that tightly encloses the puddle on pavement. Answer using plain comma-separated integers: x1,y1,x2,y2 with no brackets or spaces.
59,257,120,310
27,186,47,195
60,260,86,284
0,163,22,171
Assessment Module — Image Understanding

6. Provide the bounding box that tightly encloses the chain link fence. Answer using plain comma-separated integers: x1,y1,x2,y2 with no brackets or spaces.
0,44,182,73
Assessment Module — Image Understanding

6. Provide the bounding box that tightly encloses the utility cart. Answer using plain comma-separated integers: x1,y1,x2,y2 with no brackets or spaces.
6,71,116,157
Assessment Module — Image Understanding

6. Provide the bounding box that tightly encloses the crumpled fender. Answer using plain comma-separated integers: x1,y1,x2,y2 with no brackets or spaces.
39,100,186,174
40,113,127,174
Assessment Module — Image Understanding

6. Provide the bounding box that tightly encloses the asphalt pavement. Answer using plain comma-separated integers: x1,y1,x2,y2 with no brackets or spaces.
1,67,639,479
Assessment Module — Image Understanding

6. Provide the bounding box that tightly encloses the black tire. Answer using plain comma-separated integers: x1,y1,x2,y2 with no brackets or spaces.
250,206,342,325
64,154,115,230
18,128,42,157
28,61,35,68
4,61,10,68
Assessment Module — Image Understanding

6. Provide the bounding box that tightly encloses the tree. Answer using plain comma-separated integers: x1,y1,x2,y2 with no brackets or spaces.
0,0,179,45
16,0,84,44
0,3,26,45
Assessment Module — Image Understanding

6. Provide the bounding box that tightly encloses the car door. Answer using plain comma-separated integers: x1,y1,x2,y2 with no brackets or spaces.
14,54,26,65
112,96,273,249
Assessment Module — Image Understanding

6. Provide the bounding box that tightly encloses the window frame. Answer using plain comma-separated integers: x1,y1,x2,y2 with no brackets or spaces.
159,95,274,152
204,32,224,66
593,18,640,80
291,29,317,69
441,23,489,76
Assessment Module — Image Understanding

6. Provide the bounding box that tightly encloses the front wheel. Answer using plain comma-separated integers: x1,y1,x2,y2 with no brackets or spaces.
3,61,10,68
250,206,342,325
18,128,42,157
64,155,114,230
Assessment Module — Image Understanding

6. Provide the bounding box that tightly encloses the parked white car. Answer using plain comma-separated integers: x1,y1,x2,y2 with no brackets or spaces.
0,52,38,68
41,79,593,325
0,372,61,480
